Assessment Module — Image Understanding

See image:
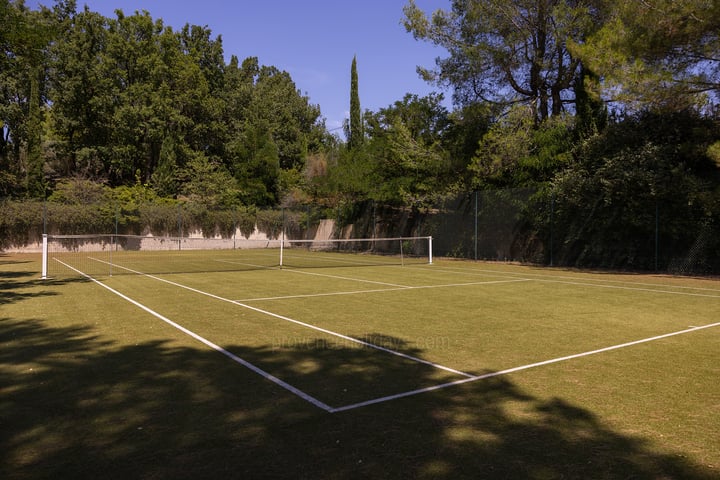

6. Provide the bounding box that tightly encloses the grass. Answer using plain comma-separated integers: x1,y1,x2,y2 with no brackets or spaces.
2,251,719,479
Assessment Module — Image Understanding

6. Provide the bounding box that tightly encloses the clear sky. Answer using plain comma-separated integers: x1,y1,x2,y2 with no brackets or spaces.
28,0,451,135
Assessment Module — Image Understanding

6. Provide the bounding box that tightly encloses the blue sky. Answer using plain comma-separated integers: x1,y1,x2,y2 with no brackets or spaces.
29,0,451,135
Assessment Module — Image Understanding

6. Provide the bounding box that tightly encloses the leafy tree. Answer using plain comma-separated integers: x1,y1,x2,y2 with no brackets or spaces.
179,153,240,209
470,105,573,189
176,23,227,161
227,120,280,206
1,0,63,197
105,10,177,184
367,92,449,146
551,110,720,269
362,93,452,205
573,64,607,140
49,7,114,179
403,0,600,124
440,102,494,185
223,57,322,205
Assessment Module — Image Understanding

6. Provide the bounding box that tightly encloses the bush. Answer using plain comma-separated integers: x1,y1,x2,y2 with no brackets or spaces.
0,201,43,248
256,210,283,239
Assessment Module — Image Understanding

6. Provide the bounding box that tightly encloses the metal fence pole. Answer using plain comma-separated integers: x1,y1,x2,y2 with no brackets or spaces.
474,190,479,261
177,204,182,250
550,192,554,267
655,201,659,272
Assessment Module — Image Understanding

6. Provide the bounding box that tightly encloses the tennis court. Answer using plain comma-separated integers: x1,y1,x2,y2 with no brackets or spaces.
46,244,720,413
4,248,720,478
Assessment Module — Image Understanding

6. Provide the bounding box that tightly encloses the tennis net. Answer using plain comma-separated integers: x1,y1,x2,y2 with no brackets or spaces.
41,234,432,278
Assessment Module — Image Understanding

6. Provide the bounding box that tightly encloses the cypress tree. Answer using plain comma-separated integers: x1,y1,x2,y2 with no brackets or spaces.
349,55,363,149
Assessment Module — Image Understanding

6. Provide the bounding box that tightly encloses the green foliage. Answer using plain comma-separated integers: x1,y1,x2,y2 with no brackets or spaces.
138,202,181,236
470,107,573,189
708,142,720,168
2,3,322,204
403,0,594,122
256,209,284,239
356,93,453,206
108,180,168,232
235,207,258,239
550,110,720,270
179,154,241,209
440,102,494,180
47,202,113,235
0,200,44,248
48,178,107,204
572,0,720,110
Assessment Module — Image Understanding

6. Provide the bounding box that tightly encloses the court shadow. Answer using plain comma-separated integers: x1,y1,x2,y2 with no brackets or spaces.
0,274,88,306
2,315,716,480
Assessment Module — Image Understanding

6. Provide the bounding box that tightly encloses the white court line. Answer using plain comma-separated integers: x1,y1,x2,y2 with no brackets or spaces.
89,258,475,379
60,257,720,414
280,267,411,288
214,259,280,270
420,265,720,298
283,250,403,267
237,278,531,302
536,279,720,298
332,320,720,413
54,259,334,412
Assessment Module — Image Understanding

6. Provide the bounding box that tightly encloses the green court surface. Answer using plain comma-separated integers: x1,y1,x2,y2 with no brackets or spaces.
2,252,719,479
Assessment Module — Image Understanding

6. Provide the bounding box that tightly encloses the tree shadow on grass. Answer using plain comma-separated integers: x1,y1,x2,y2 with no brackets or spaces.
0,266,88,306
1,313,717,480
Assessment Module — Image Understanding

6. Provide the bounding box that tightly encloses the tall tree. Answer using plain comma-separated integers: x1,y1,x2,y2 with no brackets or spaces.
403,0,601,124
49,6,114,179
348,55,363,148
1,0,58,197
363,93,451,204
222,56,322,205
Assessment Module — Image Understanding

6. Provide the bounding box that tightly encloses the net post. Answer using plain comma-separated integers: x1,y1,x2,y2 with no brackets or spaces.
279,228,285,269
41,234,48,279
428,236,433,264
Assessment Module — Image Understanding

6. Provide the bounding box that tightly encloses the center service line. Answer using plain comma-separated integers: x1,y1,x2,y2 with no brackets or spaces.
90,258,475,379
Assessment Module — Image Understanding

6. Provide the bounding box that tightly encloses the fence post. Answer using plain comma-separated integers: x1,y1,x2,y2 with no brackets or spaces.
550,192,554,267
655,201,659,272
177,204,182,250
474,190,479,261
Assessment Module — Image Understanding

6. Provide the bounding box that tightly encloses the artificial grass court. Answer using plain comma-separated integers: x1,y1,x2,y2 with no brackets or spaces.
2,252,719,479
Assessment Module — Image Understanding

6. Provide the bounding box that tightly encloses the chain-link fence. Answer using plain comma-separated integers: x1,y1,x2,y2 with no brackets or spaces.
3,191,719,275
412,189,719,275
306,189,719,275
